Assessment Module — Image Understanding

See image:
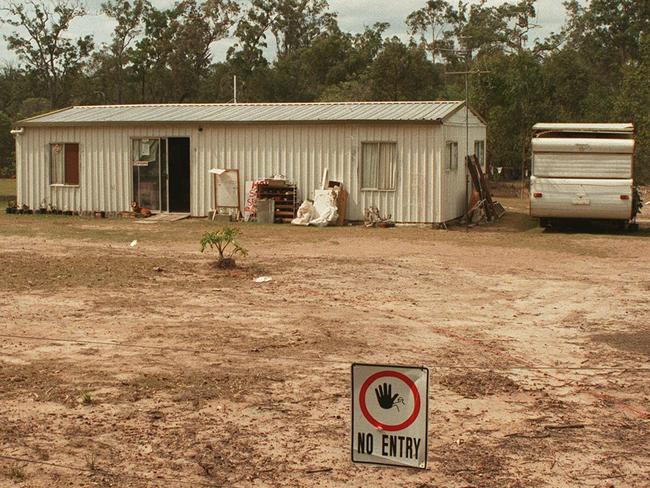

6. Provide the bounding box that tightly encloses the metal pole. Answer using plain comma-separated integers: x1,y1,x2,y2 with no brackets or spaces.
234,75,237,104
465,53,470,161
465,50,470,221
445,40,490,228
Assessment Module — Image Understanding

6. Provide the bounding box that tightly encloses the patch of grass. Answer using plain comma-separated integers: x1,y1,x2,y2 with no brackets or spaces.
592,328,650,358
7,463,27,482
440,371,520,398
85,452,98,471
0,178,16,196
81,392,93,405
0,178,16,207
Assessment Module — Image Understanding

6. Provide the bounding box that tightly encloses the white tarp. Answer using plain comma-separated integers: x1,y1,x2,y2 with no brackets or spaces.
291,200,317,226
291,189,339,226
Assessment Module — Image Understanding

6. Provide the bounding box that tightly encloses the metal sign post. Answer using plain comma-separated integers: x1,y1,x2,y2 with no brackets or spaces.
351,363,429,469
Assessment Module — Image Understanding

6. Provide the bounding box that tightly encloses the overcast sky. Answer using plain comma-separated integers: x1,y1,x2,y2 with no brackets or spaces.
0,0,570,64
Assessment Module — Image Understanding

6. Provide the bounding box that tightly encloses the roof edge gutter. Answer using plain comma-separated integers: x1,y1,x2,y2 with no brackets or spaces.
18,119,447,128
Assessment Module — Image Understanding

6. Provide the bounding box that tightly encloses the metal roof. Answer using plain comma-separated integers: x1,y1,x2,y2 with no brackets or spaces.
18,100,469,126
533,123,634,133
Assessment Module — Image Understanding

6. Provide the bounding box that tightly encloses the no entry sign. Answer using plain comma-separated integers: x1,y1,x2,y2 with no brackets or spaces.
351,363,428,469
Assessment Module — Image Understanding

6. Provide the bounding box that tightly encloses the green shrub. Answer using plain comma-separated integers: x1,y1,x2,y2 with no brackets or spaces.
200,227,248,268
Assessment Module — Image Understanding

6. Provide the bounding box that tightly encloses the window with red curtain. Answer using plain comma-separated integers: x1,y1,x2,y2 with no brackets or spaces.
50,143,80,185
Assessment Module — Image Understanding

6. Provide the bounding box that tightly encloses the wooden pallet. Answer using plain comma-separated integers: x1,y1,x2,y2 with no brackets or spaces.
135,212,190,223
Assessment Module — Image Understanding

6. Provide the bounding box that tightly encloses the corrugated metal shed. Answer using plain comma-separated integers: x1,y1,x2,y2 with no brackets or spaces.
533,123,634,133
18,101,465,126
14,100,487,223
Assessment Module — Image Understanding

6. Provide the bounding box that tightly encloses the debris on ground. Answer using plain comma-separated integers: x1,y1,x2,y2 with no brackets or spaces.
246,177,298,224
466,155,506,225
364,206,395,228
253,276,273,283
291,200,317,226
440,371,520,398
291,171,347,227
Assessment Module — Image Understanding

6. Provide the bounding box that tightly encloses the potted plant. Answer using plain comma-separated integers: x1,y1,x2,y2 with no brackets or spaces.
200,227,248,269
5,201,17,214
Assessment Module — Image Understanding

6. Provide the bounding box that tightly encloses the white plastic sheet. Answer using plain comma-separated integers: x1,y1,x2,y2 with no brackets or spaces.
291,200,317,226
291,189,339,226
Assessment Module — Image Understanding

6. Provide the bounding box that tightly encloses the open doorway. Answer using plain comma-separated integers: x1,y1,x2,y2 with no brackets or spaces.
167,137,190,213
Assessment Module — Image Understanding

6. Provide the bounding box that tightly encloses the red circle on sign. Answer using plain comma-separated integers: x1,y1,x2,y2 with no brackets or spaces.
359,370,421,432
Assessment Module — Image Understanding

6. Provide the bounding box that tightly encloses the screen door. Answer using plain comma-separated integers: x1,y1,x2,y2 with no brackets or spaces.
132,138,166,211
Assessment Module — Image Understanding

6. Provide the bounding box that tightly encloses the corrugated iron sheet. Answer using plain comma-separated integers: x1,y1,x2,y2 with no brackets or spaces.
19,101,465,126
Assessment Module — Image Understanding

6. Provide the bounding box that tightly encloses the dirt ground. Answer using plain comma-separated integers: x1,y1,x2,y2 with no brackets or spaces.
1,191,650,487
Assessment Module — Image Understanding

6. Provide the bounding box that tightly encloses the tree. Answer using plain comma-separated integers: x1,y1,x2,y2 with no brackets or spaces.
1,0,93,107
130,0,239,102
16,97,51,120
490,0,538,53
0,64,33,116
564,0,650,67
406,0,456,61
0,111,14,177
366,38,441,101
232,0,336,59
268,0,336,57
98,0,148,103
616,34,650,181
317,22,388,101
471,50,545,175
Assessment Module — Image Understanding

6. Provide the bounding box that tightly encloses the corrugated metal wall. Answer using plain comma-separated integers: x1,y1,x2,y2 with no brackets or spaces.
195,123,439,222
15,121,474,223
439,110,487,222
16,125,194,214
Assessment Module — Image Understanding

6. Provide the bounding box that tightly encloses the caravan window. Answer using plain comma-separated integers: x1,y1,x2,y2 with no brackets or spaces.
361,142,397,190
50,143,80,186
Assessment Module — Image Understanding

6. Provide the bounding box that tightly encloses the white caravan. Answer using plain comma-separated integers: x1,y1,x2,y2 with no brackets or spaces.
530,123,639,228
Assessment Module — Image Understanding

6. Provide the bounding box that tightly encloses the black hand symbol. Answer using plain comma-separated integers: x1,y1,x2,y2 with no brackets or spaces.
375,382,399,409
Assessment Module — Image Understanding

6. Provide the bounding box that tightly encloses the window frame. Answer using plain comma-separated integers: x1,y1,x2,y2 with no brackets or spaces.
445,141,459,171
474,140,486,167
360,141,398,192
49,142,80,187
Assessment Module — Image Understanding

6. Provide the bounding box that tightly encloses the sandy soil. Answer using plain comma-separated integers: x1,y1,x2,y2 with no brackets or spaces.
1,196,649,487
